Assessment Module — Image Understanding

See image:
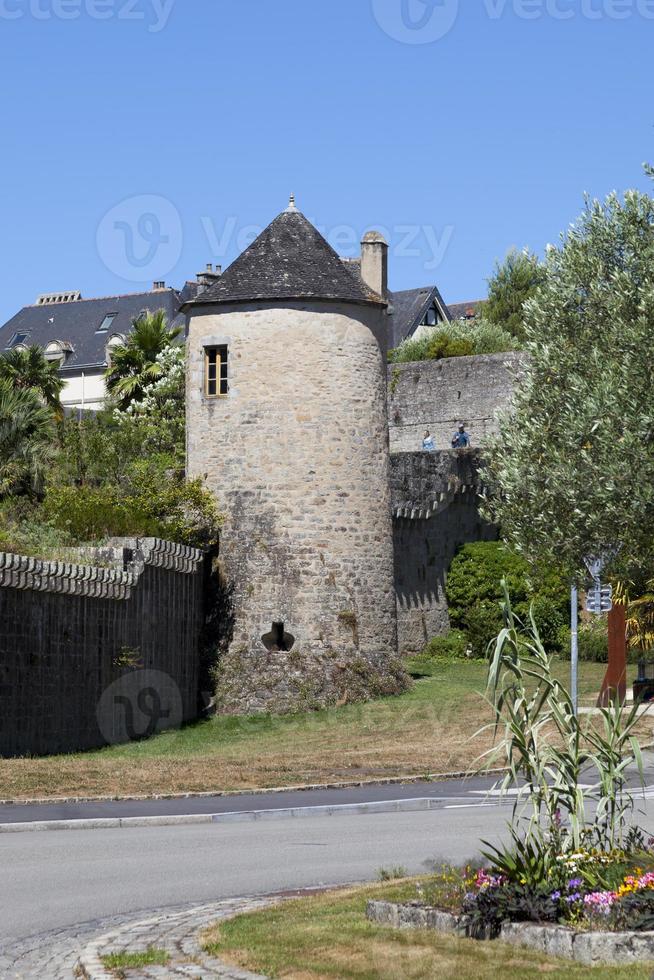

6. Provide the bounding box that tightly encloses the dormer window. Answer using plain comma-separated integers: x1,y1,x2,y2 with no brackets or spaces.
425,307,438,327
44,341,66,367
8,332,28,349
97,313,118,334
204,346,229,397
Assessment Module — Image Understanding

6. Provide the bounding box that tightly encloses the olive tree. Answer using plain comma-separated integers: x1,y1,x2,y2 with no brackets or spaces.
484,172,654,583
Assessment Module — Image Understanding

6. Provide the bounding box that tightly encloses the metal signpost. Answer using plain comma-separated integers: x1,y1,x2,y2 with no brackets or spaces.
571,557,614,716
586,583,613,615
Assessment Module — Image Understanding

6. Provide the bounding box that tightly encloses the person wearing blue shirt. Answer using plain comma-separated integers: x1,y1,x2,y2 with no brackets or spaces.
422,430,436,452
451,423,471,449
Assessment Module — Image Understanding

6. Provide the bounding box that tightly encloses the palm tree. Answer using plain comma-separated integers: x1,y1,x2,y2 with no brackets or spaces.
0,381,55,496
625,582,654,653
0,345,64,417
104,310,182,410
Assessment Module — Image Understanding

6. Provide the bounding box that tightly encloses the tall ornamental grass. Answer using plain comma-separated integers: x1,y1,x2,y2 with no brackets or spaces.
478,583,645,880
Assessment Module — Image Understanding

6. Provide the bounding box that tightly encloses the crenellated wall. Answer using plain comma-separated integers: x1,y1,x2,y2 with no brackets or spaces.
0,538,205,757
390,451,498,654
388,351,526,453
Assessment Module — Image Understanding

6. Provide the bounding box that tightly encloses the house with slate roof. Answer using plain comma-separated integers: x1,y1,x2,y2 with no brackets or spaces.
0,283,195,411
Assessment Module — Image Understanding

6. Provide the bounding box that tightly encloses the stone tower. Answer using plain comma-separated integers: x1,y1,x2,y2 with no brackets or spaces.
185,199,405,714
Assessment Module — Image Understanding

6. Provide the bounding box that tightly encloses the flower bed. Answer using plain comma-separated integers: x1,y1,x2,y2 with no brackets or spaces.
366,857,654,965
462,858,654,936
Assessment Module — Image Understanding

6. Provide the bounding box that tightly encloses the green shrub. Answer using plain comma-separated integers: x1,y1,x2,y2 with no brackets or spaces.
446,542,568,656
0,499,72,559
425,332,474,360
558,619,609,662
388,317,520,364
42,461,221,548
42,485,150,541
422,629,468,660
529,595,566,652
464,602,504,658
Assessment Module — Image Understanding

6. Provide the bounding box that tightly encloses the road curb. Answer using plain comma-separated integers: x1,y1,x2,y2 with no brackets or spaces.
0,768,508,807
0,795,472,834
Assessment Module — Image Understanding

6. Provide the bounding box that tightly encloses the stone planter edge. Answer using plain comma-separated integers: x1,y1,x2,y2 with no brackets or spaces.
366,900,654,965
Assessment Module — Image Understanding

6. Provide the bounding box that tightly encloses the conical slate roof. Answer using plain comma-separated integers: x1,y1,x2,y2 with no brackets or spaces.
186,205,384,307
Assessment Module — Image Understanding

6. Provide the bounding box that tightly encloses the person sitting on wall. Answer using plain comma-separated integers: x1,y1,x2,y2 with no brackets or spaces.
451,423,471,449
422,430,436,452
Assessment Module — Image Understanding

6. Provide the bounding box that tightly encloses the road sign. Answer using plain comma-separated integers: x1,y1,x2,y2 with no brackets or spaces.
586,582,613,615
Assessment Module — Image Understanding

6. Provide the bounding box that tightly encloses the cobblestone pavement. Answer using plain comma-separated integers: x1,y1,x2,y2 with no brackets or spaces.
0,898,277,979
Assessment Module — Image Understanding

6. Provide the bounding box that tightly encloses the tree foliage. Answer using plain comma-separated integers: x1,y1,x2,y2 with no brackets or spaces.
0,340,220,551
0,380,55,497
47,377,219,548
484,177,654,582
0,344,64,417
104,309,182,409
483,248,546,340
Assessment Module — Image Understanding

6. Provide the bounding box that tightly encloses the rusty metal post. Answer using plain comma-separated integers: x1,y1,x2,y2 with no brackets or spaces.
597,603,627,707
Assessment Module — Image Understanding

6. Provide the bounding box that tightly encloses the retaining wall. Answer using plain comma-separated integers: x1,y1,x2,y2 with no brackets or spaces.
0,538,205,757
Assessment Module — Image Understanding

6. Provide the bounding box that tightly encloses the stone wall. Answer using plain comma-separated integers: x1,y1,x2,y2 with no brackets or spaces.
391,451,497,654
388,351,526,453
0,538,205,757
187,300,405,715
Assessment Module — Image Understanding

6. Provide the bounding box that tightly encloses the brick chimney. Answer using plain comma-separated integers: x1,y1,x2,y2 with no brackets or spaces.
152,280,166,291
360,231,388,299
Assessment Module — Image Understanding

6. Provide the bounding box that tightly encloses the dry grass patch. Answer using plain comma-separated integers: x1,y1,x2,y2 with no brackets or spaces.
0,662,644,801
203,880,653,980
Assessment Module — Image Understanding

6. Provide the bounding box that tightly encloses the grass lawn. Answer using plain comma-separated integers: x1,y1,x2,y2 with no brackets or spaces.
0,661,647,801
202,880,654,980
101,946,170,975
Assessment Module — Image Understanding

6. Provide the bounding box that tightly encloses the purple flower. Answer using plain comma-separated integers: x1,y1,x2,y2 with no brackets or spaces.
567,878,583,890
551,891,561,901
565,892,582,903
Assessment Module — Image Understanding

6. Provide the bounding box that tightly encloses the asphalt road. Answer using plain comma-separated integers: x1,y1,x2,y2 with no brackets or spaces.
0,805,510,943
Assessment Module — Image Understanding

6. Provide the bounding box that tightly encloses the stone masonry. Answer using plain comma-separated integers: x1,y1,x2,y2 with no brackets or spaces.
0,538,205,756
390,450,497,653
187,301,404,714
387,353,525,652
388,351,526,453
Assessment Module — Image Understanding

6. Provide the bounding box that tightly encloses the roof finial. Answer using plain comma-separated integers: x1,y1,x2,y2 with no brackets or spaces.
286,193,297,213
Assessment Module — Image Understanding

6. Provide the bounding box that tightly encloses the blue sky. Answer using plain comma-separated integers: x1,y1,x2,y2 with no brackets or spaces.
0,0,652,324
